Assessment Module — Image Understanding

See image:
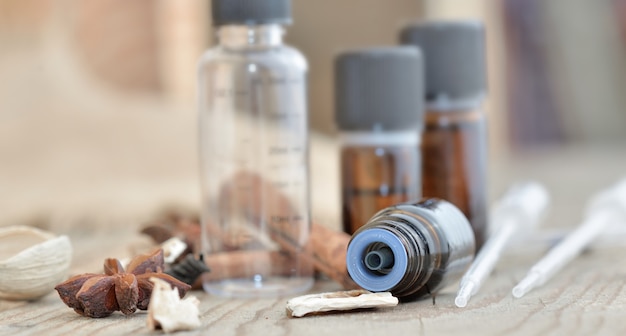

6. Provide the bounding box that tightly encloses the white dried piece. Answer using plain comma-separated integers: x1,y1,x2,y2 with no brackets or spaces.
0,226,72,301
122,237,187,268
161,237,188,264
147,277,201,333
286,289,398,317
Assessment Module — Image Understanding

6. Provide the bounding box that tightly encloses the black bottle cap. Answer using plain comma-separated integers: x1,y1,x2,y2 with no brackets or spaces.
400,21,486,103
335,46,424,131
211,0,291,26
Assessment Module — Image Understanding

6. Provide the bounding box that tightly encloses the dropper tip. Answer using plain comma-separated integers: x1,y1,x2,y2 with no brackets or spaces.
454,281,475,308
454,295,468,308
512,272,540,298
512,285,526,298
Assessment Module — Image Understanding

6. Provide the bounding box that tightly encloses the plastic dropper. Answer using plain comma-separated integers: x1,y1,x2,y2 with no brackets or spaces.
512,178,626,298
455,181,550,308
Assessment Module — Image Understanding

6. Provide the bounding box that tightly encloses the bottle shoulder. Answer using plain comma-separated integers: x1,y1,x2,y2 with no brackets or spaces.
198,44,307,72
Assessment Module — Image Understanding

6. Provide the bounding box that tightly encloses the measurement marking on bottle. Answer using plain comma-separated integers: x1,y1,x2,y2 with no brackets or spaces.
268,146,288,155
252,77,303,86
270,215,304,223
268,146,303,155
267,112,304,121
267,163,307,170
272,181,290,188
214,88,248,98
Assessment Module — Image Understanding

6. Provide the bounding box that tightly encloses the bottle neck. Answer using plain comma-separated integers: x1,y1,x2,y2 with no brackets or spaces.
426,94,485,112
216,24,285,49
369,213,432,298
339,129,421,147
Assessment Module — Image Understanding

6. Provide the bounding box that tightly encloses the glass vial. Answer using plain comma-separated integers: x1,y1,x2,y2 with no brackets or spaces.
346,198,475,300
198,0,313,297
335,47,424,235
400,21,489,249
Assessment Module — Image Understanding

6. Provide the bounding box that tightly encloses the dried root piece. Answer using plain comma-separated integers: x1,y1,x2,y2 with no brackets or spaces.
147,277,201,333
286,290,398,317
161,237,189,264
165,254,210,286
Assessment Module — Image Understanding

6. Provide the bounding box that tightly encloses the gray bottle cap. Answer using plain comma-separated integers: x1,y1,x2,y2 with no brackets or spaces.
400,21,486,103
335,47,424,131
212,0,291,26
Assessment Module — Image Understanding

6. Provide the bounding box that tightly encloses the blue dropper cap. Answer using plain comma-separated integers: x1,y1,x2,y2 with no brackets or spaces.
346,228,410,292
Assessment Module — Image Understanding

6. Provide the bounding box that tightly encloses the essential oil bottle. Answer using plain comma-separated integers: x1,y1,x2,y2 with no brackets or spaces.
198,0,313,297
400,21,489,249
335,47,424,235
346,198,476,300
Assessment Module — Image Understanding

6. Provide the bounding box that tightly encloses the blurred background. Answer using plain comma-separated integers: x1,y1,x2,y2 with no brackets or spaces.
1,0,625,229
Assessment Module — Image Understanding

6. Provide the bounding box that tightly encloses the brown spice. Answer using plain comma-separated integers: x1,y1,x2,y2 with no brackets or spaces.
55,249,190,318
141,213,199,258
141,176,360,290
217,171,359,290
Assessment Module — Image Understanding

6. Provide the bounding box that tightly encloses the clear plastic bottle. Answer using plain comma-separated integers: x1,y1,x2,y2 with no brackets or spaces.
335,47,424,235
346,198,475,301
198,0,313,297
400,21,489,250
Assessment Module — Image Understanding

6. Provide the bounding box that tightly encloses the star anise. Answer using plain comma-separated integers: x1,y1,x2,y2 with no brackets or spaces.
55,249,191,318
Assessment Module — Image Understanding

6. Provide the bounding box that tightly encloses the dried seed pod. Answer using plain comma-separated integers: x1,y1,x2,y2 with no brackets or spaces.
55,249,190,318
0,226,72,301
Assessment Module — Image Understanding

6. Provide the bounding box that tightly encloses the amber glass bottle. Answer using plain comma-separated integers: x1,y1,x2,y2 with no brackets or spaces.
340,145,420,235
346,198,476,300
335,47,424,235
401,21,488,249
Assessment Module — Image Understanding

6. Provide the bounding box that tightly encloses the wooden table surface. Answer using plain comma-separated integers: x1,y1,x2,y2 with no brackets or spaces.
2,142,626,336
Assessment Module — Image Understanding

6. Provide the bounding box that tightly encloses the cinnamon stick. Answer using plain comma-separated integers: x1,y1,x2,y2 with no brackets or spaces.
216,171,359,289
203,250,313,283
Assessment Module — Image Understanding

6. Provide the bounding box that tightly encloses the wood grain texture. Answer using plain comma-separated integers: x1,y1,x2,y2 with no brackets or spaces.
2,230,626,335
2,139,626,335
2,143,626,335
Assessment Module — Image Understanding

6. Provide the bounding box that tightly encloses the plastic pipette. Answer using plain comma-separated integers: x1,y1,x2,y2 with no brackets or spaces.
454,181,550,308
512,178,626,298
